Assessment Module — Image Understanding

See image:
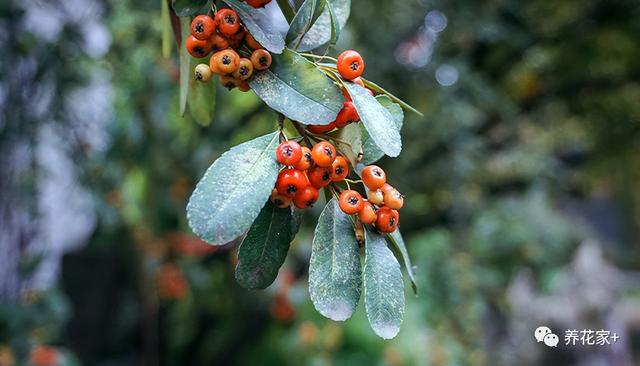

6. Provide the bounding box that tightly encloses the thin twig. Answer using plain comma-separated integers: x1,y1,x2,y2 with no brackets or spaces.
291,120,313,147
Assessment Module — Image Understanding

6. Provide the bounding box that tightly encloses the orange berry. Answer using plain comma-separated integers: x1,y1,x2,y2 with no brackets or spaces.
276,140,303,166
338,190,364,215
337,50,365,80
383,188,404,210
375,207,399,233
293,185,319,209
251,49,272,70
335,101,359,128
219,75,242,90
233,58,254,80
210,33,230,50
216,9,241,37
330,156,349,181
361,165,386,190
311,141,336,167
358,201,377,224
270,188,291,208
307,122,335,134
212,48,240,74
294,147,313,171
276,168,307,198
307,166,332,188
191,15,216,40
185,35,211,58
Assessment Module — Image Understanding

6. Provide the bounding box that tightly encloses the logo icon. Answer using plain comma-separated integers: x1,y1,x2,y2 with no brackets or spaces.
534,326,558,347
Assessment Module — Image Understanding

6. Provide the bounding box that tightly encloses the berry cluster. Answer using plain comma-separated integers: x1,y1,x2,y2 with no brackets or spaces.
271,140,348,209
271,139,403,234
186,6,273,91
339,165,403,233
306,50,373,135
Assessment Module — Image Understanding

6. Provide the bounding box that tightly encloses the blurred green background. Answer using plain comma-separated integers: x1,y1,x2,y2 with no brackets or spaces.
1,0,639,365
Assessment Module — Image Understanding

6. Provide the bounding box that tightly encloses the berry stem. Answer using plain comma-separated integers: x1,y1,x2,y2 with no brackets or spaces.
291,120,313,148
301,53,338,62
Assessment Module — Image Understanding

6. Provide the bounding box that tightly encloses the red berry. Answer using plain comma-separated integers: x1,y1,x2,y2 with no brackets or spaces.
337,50,365,80
191,15,216,40
330,156,349,182
376,207,399,233
335,101,359,128
186,35,211,58
275,168,307,198
338,190,364,215
293,186,319,209
358,201,377,224
311,141,336,167
361,165,386,190
294,147,313,171
307,122,335,134
216,9,241,37
276,140,303,166
307,166,332,188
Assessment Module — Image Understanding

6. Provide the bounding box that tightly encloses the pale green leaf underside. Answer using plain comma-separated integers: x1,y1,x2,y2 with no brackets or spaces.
235,201,293,289
224,0,285,54
336,122,363,168
361,95,404,164
387,230,417,294
344,82,402,157
249,49,344,125
297,0,350,52
187,132,280,244
364,227,405,339
309,199,362,321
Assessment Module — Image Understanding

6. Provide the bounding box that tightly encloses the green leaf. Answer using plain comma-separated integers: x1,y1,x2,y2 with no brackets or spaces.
309,199,362,321
224,0,285,54
187,60,217,126
335,122,362,168
249,48,344,125
364,227,405,339
171,0,208,16
161,0,172,58
361,95,403,164
179,17,191,116
343,82,402,158
297,0,350,52
387,230,417,294
276,0,296,23
187,132,280,244
286,0,326,49
290,207,304,237
326,1,340,46
235,201,293,289
362,79,423,117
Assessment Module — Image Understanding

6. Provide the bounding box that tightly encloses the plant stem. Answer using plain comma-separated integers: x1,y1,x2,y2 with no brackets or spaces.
291,120,313,147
